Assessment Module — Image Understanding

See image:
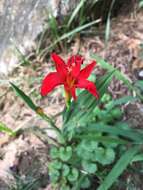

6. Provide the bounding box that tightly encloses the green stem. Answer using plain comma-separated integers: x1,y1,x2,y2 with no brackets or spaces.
38,112,65,143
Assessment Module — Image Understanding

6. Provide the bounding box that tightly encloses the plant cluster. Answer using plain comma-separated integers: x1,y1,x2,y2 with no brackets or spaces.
0,54,141,190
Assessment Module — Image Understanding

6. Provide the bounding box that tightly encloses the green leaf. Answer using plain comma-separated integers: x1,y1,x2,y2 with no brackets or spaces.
87,123,143,143
67,0,86,27
63,70,115,133
67,168,79,182
62,164,70,177
105,0,116,46
59,146,72,161
77,134,127,145
110,108,123,119
50,147,59,159
72,175,86,190
60,20,100,41
134,80,143,91
105,96,137,110
97,146,140,190
40,19,101,58
101,93,111,103
10,82,37,112
49,13,59,39
13,42,31,66
50,160,62,170
81,177,91,188
10,83,61,135
95,148,115,165
139,0,143,8
60,185,70,190
131,153,143,163
91,54,143,101
0,122,16,136
49,170,60,183
82,160,97,174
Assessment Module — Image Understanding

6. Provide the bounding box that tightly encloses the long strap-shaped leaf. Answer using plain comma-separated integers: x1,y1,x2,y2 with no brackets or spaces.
67,0,86,27
10,82,61,135
39,19,101,58
63,70,115,128
91,54,143,101
87,123,143,143
0,122,16,136
97,146,140,190
10,82,37,111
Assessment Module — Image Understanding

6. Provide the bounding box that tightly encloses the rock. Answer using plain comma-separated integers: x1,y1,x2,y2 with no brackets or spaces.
138,69,143,79
0,0,46,75
0,0,79,76
125,103,143,128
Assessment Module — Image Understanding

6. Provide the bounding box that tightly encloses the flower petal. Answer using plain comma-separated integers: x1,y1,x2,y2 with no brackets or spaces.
41,72,62,96
79,61,96,79
76,78,99,98
67,55,84,77
51,53,67,79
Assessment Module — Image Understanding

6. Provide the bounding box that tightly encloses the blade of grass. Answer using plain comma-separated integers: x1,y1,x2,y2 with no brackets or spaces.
105,0,116,46
91,54,143,101
63,70,115,126
36,23,49,55
39,19,101,58
0,122,16,136
131,153,143,163
67,0,86,27
89,0,100,9
10,82,37,111
76,135,128,144
88,123,143,143
14,44,31,66
10,82,61,135
97,146,140,190
106,96,137,111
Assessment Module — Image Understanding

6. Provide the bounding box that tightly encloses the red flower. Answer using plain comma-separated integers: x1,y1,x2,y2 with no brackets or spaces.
41,53,99,103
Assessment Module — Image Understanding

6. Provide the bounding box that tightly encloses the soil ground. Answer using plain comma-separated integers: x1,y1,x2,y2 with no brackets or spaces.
0,8,143,190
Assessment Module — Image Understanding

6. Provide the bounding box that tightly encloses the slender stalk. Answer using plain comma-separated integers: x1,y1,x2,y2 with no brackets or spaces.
37,111,65,143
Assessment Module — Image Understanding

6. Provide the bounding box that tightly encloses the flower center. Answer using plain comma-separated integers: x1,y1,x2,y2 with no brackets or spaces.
66,75,75,88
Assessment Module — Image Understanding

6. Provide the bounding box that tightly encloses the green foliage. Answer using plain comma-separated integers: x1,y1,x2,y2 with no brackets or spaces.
10,82,62,136
10,175,40,190
63,70,116,137
14,45,31,66
9,61,143,190
59,146,72,161
139,0,143,8
0,122,16,136
91,54,143,101
97,146,140,190
82,160,97,174
105,0,116,46
39,19,101,58
38,0,105,58
81,177,91,189
10,82,37,112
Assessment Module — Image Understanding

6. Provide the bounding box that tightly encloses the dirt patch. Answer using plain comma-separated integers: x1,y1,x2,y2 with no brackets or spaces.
0,132,50,190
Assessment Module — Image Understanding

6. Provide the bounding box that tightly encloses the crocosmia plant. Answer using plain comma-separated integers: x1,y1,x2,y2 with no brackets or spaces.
41,53,99,107
9,53,143,190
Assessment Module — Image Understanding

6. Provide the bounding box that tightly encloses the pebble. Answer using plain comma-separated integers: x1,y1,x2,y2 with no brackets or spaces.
138,69,143,79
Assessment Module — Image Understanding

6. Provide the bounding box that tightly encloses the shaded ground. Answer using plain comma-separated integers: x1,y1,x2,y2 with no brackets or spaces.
0,8,143,190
